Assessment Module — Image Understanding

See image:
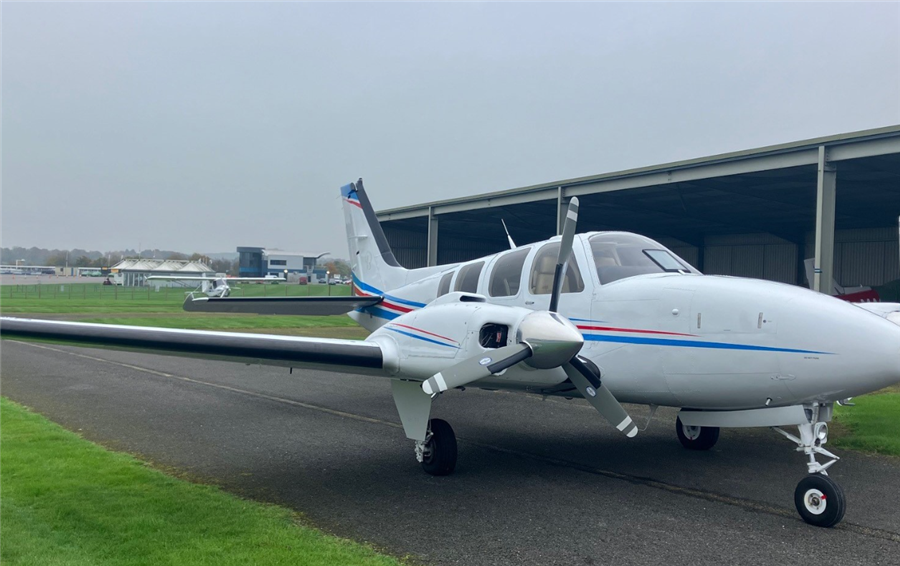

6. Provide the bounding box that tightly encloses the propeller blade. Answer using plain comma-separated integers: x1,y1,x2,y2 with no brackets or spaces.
549,197,579,312
422,343,532,395
563,356,638,438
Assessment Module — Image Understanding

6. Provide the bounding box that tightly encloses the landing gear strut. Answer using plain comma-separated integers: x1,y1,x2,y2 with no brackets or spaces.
675,416,719,450
415,418,457,476
774,407,846,528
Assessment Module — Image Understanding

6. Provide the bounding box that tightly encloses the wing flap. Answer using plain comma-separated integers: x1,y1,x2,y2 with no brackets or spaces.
1,317,385,375
182,295,383,315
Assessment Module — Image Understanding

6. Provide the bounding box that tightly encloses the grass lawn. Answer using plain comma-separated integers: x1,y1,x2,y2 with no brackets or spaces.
0,282,368,339
832,385,900,456
0,397,401,566
0,282,352,314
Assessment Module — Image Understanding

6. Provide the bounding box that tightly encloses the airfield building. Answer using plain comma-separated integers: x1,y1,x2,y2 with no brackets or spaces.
376,125,900,297
110,259,214,287
237,247,327,279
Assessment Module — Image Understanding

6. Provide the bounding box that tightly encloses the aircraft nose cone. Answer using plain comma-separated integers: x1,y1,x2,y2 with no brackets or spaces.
517,311,584,369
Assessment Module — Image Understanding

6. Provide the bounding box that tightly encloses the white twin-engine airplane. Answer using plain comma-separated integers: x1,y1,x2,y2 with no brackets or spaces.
4,179,900,528
146,275,285,298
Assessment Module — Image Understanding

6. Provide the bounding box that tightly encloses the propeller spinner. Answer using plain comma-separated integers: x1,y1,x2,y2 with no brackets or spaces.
421,197,639,438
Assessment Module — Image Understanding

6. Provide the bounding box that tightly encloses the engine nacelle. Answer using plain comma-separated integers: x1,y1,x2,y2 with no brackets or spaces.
367,294,533,380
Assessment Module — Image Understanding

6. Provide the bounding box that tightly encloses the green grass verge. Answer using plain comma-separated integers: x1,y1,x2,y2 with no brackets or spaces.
0,397,401,566
831,386,900,456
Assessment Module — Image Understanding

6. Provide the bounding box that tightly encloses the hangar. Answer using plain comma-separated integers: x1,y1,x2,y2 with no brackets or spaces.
377,125,900,296
111,259,213,287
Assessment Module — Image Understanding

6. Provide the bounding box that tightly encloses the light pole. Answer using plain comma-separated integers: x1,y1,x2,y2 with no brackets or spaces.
326,270,331,295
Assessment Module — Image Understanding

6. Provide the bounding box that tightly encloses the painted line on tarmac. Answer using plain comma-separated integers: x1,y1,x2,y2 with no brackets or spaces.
15,340,900,544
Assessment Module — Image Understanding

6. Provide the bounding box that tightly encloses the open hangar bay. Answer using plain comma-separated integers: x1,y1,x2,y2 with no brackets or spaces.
378,126,900,294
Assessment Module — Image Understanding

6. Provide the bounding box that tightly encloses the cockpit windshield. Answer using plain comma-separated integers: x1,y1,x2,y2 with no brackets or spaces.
589,233,698,284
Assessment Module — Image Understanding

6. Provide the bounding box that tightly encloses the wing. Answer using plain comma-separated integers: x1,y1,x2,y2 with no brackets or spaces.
183,295,383,315
0,317,387,376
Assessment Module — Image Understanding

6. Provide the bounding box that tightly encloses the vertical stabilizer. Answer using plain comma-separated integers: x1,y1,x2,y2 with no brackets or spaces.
341,179,407,292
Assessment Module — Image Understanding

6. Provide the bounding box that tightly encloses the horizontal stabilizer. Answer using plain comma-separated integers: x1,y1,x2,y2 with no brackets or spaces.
183,295,383,315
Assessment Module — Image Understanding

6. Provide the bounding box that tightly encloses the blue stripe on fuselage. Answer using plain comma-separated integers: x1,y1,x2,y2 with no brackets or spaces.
582,334,832,355
356,306,401,320
351,273,426,308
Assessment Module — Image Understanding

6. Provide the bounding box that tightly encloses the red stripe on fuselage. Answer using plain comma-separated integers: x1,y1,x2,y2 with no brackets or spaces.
390,323,457,343
345,198,363,209
354,288,413,313
577,325,697,337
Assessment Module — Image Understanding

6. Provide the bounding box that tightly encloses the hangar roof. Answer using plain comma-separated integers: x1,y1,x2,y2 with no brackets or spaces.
377,125,900,256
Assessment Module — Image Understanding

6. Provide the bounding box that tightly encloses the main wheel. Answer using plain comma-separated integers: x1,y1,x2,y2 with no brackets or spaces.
675,416,719,450
421,418,457,476
794,474,846,527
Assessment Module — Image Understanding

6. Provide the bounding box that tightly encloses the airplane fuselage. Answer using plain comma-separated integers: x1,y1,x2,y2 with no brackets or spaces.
350,232,900,410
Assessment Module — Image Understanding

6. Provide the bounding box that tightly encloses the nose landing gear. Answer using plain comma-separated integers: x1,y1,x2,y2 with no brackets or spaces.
774,415,846,527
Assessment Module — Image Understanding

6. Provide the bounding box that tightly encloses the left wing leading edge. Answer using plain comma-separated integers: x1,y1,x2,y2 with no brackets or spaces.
0,317,386,376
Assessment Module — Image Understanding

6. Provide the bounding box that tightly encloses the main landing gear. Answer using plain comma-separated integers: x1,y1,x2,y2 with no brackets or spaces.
415,418,458,476
675,416,719,450
774,417,846,528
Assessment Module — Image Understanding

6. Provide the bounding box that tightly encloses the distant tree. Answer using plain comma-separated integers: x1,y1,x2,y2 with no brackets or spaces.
45,254,67,266
167,252,188,261
73,256,92,267
210,258,233,274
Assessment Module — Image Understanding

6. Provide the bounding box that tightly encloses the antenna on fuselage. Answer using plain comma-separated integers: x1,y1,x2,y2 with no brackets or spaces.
501,219,516,249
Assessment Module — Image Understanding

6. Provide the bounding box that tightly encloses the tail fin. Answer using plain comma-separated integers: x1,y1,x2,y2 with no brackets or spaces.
341,179,407,292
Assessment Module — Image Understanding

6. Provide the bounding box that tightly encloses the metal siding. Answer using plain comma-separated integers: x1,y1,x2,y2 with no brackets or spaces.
384,227,427,269
763,244,798,284
438,235,503,265
841,241,886,286
670,246,700,271
703,246,732,275
730,245,766,278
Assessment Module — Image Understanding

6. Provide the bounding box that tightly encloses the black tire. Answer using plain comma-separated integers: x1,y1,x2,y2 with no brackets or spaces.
675,416,720,450
421,418,457,476
794,474,846,528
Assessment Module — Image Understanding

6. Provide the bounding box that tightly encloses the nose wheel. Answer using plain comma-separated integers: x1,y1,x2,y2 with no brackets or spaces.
794,474,846,528
415,418,457,476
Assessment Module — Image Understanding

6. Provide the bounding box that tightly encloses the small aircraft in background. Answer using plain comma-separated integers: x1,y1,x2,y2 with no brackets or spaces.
145,275,285,298
5,179,900,529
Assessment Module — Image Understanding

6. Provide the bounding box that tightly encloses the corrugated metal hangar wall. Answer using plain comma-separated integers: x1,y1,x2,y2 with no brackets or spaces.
378,126,900,292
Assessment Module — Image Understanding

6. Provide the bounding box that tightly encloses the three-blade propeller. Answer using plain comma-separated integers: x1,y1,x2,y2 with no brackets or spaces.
421,197,638,438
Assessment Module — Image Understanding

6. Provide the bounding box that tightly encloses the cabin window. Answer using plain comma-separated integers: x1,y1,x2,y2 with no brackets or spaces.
589,233,694,284
644,249,689,272
488,248,530,297
529,243,584,295
437,271,454,297
454,261,484,293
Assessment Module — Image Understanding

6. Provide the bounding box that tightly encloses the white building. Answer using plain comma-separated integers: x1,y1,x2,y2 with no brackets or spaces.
110,259,214,287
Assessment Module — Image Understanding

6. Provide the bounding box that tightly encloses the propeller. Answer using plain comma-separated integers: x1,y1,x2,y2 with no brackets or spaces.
422,343,532,395
421,197,638,438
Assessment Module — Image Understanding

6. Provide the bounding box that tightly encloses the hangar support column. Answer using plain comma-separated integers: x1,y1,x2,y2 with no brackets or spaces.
427,206,439,267
813,146,837,295
556,187,566,235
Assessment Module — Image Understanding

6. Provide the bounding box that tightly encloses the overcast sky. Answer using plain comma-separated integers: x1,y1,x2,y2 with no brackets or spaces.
3,2,898,257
